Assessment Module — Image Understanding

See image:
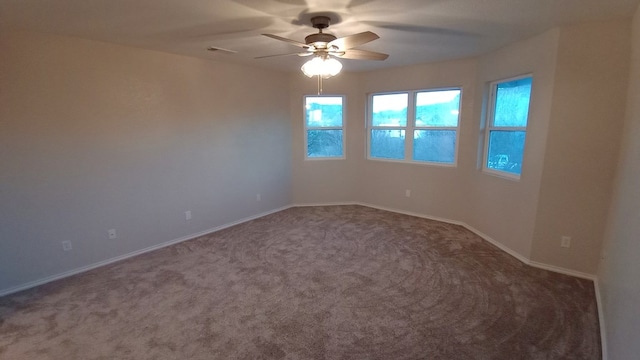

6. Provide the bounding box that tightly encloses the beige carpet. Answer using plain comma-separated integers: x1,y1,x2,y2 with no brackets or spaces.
0,205,601,359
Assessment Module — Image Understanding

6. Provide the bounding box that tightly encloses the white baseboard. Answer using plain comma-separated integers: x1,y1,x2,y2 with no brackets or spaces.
593,278,608,360
0,201,607,358
527,260,596,280
305,202,605,356
0,205,292,297
462,224,533,266
299,201,597,280
4,201,595,298
357,202,467,228
292,201,358,207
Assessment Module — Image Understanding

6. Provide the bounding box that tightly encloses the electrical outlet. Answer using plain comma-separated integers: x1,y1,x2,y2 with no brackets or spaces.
561,236,571,248
256,194,261,202
108,229,117,239
405,189,411,198
185,210,192,220
62,240,72,251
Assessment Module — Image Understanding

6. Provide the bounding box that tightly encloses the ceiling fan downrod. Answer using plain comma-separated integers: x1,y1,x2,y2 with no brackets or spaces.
305,16,337,46
310,16,331,31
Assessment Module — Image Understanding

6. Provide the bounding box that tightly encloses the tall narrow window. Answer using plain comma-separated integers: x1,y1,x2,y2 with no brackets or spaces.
484,75,532,178
305,96,344,159
369,93,408,160
413,89,461,164
368,88,461,165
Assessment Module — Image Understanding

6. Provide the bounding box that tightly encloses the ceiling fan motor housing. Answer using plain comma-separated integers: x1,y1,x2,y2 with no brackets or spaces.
311,16,331,30
306,16,337,48
305,33,337,47
257,13,388,61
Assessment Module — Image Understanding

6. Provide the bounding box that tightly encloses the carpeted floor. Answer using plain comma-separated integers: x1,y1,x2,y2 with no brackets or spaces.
0,205,601,359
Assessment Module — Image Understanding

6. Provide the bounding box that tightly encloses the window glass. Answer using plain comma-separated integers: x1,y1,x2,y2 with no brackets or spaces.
487,131,526,175
370,129,405,160
305,96,344,159
368,88,460,165
307,129,344,158
415,90,460,127
371,93,408,127
413,130,456,163
494,77,532,127
305,97,343,127
484,75,532,177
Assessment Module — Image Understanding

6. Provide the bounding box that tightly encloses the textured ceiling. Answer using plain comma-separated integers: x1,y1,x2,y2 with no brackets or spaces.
1,0,638,73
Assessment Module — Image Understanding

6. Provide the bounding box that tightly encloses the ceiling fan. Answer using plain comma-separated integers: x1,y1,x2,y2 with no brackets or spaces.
256,15,389,62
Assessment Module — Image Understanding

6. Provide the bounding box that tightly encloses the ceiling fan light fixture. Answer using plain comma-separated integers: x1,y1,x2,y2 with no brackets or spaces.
301,56,342,78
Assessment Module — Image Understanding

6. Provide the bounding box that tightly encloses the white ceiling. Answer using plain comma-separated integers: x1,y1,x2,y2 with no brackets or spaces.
1,0,638,73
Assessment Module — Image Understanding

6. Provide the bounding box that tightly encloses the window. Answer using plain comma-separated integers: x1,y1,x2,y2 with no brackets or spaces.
370,93,408,160
368,88,461,165
304,96,344,159
484,75,532,178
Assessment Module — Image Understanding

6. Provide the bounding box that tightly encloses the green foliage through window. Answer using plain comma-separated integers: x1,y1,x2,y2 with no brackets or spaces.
368,89,461,165
371,130,405,159
305,96,344,158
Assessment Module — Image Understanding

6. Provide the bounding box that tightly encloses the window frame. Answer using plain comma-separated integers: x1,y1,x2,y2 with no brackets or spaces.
482,74,533,180
303,94,346,161
367,91,409,162
366,87,462,167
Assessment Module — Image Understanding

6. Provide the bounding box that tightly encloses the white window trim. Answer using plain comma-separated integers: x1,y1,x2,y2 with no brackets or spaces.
304,94,346,161
366,87,462,167
481,73,533,180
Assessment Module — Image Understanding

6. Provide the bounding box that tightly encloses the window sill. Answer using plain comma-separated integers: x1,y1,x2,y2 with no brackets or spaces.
304,156,346,161
366,157,457,168
482,168,521,181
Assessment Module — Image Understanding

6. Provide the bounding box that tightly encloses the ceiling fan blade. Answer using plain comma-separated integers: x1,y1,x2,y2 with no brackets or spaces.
262,34,309,49
363,21,479,38
328,31,379,50
334,49,389,60
254,52,311,59
206,46,237,54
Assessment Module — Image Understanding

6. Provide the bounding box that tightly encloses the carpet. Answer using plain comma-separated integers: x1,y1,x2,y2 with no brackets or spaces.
0,205,601,359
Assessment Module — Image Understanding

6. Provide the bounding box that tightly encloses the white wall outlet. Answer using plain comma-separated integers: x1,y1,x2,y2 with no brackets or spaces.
185,210,192,220
256,194,261,202
62,240,72,251
561,236,571,248
108,229,117,239
405,189,411,198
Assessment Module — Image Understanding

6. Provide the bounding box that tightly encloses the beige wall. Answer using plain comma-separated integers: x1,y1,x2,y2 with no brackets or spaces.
290,73,362,204
357,59,477,221
531,21,630,274
291,22,630,276
292,29,561,261
599,5,640,359
3,23,637,356
290,58,477,221
0,31,292,292
290,30,562,263
2,13,639,356
467,29,560,259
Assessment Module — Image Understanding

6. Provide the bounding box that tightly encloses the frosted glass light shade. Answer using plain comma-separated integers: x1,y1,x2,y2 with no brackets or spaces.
301,56,342,78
